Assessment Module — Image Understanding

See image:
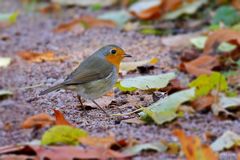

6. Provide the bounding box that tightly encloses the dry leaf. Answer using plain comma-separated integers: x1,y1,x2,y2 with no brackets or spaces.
53,109,72,126
129,0,162,20
0,145,129,160
53,16,116,33
232,0,240,10
79,136,116,149
191,95,215,111
179,55,219,76
21,113,55,129
18,51,68,63
38,3,61,14
204,29,240,54
173,129,218,160
32,146,128,160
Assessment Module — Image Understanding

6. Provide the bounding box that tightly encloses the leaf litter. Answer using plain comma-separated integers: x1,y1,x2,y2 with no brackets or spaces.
2,0,240,159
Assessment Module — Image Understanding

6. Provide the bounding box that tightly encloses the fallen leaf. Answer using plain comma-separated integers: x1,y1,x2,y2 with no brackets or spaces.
122,117,145,124
38,3,61,14
0,12,19,28
52,0,117,7
53,16,116,33
189,72,228,97
162,32,201,49
212,5,240,26
33,145,129,160
211,131,240,152
140,88,195,125
53,109,72,126
0,57,11,68
117,72,176,91
232,0,240,10
98,10,132,28
41,125,88,145
123,142,167,156
163,0,207,20
79,136,116,149
179,55,220,76
211,93,240,116
173,129,218,160
18,51,68,63
204,28,240,54
0,144,129,160
190,36,236,52
0,145,36,156
191,95,215,111
129,0,162,20
21,113,54,129
119,57,158,74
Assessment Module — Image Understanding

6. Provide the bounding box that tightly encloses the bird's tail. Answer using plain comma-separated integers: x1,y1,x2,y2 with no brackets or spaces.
39,83,65,95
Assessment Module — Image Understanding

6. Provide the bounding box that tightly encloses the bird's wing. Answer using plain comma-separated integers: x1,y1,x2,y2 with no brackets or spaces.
63,56,114,85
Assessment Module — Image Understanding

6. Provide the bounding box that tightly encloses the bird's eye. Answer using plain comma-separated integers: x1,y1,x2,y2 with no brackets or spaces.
110,49,117,54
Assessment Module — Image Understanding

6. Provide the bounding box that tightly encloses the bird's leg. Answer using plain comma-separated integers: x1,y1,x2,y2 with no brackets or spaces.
91,100,110,117
77,95,87,115
77,95,84,107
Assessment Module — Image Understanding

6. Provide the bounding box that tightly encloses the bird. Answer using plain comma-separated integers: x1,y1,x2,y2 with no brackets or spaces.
39,44,131,115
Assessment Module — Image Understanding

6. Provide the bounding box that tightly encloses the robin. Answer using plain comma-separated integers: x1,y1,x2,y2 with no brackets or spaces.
40,44,131,115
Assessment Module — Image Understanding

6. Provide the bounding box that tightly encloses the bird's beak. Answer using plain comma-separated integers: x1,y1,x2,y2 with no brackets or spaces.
124,54,132,58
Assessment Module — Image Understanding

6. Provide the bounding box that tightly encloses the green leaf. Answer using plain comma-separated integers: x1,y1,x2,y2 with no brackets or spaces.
98,10,132,28
190,36,236,52
123,142,167,155
90,3,102,11
211,131,240,152
163,0,207,20
212,5,240,26
0,57,11,68
140,88,195,124
41,125,88,145
139,28,164,35
189,72,228,97
0,12,19,24
117,72,176,91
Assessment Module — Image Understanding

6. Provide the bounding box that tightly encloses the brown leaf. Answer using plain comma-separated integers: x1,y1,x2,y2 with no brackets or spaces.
32,146,129,160
232,0,240,10
21,113,54,129
53,109,72,126
228,70,240,86
38,3,61,14
18,51,68,63
179,55,219,76
191,95,215,111
0,145,129,160
173,129,218,160
53,16,116,33
162,0,182,12
79,136,116,149
129,0,196,20
204,29,240,54
129,0,162,20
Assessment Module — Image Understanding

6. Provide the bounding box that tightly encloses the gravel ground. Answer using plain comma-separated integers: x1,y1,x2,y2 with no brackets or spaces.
0,1,239,160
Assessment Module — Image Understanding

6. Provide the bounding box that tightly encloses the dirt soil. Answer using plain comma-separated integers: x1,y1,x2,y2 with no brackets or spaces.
0,1,240,160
